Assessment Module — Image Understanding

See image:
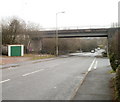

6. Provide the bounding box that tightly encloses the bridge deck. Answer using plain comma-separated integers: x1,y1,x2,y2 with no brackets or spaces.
29,28,109,38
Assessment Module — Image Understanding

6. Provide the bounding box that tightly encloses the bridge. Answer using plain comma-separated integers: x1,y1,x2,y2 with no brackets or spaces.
29,28,109,39
28,27,119,55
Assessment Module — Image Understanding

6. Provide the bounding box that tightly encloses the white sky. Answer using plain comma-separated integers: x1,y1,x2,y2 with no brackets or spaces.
0,0,119,29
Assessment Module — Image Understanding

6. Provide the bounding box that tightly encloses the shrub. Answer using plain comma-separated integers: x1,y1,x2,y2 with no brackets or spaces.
109,53,119,71
115,65,120,102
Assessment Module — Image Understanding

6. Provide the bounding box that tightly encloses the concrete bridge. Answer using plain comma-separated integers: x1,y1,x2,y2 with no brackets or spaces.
28,27,119,53
29,28,109,39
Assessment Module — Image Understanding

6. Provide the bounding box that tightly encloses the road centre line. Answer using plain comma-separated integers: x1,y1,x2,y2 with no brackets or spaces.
94,61,98,70
0,79,11,84
88,58,96,72
22,69,44,77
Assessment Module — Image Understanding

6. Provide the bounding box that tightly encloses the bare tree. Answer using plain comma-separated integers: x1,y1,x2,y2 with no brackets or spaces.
2,17,26,45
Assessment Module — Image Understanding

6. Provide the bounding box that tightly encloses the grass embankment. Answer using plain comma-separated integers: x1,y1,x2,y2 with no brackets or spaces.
111,66,120,102
24,54,55,60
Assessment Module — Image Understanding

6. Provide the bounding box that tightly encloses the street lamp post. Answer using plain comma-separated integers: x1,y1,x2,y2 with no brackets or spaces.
56,11,65,56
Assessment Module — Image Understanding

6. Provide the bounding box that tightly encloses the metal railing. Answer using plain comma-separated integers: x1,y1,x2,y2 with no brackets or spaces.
40,25,112,31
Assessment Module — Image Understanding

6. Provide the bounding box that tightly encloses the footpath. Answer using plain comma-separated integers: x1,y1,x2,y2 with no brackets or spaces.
73,64,115,100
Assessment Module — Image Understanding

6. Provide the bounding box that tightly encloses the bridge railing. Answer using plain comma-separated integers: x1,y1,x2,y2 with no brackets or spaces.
40,25,111,31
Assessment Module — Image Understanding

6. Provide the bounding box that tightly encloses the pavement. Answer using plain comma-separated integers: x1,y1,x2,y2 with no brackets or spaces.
1,52,115,100
73,60,115,100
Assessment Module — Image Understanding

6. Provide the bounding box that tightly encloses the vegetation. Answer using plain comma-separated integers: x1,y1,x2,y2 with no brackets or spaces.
114,66,120,101
2,17,42,54
24,54,55,60
109,53,119,71
2,18,26,45
42,38,106,55
108,27,120,101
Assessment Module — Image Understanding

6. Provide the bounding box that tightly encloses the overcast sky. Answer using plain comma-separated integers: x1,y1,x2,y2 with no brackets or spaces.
0,0,119,29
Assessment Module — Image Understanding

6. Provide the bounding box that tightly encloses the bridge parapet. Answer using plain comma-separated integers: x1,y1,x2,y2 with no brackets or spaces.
28,28,110,38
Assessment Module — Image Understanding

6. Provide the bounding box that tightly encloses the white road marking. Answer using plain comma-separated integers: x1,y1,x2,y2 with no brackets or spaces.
94,61,98,70
88,58,96,72
22,69,44,76
0,79,11,84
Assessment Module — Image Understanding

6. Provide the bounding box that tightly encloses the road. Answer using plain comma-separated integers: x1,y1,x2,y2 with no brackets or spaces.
2,51,110,100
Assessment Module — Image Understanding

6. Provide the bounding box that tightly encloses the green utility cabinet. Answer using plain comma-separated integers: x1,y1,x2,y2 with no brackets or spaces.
8,45,24,56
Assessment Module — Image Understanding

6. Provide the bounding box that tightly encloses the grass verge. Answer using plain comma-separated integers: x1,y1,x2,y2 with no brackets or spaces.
24,54,55,60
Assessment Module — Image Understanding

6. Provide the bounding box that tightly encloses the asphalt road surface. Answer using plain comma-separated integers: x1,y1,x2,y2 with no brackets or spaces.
2,51,110,100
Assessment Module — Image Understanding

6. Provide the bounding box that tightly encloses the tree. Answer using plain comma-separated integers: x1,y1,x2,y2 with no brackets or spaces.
42,38,56,54
2,17,26,45
80,38,98,52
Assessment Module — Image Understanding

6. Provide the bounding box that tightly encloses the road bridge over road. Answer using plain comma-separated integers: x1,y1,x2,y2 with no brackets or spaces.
29,28,109,39
28,27,119,54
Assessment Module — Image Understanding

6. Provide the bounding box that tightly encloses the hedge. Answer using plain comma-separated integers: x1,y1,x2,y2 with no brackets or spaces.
109,53,119,71
115,65,120,102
